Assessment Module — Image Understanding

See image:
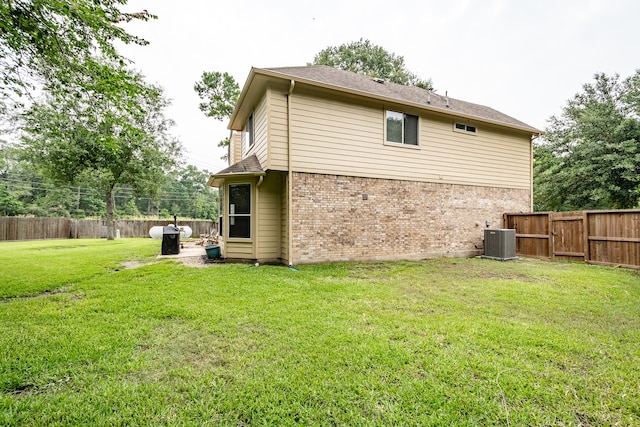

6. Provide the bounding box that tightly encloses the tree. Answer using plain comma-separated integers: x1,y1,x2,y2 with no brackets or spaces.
0,0,154,110
21,65,181,239
0,183,23,215
193,71,240,161
154,164,218,220
312,38,433,90
194,71,240,120
534,71,640,211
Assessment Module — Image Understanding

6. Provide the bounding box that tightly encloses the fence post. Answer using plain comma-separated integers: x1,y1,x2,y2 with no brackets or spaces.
583,211,590,263
548,212,554,260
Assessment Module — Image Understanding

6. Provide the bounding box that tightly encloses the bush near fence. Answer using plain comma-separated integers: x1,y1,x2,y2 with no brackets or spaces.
504,209,640,269
0,217,217,241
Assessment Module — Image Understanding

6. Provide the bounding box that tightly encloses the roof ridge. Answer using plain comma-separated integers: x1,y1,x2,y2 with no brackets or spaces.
258,65,539,133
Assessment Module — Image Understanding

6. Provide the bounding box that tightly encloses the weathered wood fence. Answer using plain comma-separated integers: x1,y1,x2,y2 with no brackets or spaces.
504,210,640,269
0,217,217,241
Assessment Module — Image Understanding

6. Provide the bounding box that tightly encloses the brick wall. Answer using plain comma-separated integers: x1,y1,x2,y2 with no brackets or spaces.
291,172,530,264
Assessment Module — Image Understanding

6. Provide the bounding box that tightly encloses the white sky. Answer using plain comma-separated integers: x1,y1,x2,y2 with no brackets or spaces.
118,0,640,173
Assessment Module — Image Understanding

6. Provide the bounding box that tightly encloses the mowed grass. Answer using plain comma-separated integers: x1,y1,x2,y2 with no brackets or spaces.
0,239,639,426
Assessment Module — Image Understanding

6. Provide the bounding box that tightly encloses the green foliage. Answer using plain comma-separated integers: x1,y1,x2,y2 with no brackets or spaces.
0,144,216,220
20,63,181,236
312,38,433,90
0,183,22,215
535,71,640,210
116,198,141,217
153,164,218,220
1,240,639,425
0,0,154,107
193,71,240,121
217,136,230,162
193,72,239,162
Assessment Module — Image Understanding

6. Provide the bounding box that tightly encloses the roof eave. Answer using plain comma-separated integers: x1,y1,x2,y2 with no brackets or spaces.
228,67,262,131
207,171,266,188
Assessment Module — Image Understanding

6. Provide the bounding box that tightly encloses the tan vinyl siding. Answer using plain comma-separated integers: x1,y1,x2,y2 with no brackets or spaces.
289,90,532,189
224,241,254,259
256,172,281,260
244,93,268,168
268,88,289,170
229,131,242,166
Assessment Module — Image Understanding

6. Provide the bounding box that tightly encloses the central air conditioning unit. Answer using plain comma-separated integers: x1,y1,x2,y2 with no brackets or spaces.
482,229,517,261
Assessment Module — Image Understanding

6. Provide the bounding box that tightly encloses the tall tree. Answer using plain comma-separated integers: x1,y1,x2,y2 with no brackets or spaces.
534,71,640,211
312,38,433,90
0,0,154,110
21,65,181,239
193,71,240,162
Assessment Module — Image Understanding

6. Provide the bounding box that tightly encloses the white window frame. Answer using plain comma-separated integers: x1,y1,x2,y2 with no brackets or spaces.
384,110,420,148
453,122,478,135
227,182,252,240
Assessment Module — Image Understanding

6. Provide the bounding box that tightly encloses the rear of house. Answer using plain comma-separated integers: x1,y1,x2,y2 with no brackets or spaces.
208,66,541,265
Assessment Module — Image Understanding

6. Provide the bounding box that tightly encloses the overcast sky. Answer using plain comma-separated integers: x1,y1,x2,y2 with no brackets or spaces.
118,0,640,173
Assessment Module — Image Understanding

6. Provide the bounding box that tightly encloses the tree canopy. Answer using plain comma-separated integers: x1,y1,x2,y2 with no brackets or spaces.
193,71,240,162
21,65,182,238
312,38,433,90
0,2,215,233
534,71,640,211
1,141,218,220
194,71,240,121
0,0,154,109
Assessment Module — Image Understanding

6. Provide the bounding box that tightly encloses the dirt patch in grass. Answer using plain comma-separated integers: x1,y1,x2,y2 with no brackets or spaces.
175,255,212,268
0,287,82,303
120,260,157,270
130,321,231,384
35,245,87,251
475,271,531,280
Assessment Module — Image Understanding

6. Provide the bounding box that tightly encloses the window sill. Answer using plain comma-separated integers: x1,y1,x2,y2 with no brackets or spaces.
383,141,421,150
453,128,477,136
227,237,253,243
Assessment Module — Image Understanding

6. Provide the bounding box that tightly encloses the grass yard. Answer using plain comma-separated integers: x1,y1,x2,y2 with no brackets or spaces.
0,239,639,426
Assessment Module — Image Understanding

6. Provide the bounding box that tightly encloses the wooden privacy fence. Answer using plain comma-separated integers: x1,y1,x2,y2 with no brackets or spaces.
504,210,640,269
0,217,217,241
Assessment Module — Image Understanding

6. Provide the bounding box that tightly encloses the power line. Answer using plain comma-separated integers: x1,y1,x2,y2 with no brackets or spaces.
0,177,217,202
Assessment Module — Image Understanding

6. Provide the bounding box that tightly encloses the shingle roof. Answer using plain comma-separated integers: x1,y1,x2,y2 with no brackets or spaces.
261,65,540,133
214,154,263,175
208,154,264,187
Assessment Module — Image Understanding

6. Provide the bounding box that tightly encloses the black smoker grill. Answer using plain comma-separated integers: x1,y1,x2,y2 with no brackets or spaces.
161,225,180,255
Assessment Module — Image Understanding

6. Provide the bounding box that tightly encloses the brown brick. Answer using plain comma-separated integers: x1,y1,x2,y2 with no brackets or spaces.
291,172,530,264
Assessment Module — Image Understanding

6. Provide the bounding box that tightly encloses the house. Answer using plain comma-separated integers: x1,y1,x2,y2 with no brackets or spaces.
207,65,541,265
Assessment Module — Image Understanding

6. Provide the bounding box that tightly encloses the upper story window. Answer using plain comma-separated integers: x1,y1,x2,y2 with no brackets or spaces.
244,113,254,150
386,110,418,145
454,122,477,134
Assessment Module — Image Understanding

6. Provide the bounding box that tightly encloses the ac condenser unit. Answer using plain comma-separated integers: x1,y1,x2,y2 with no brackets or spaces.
482,229,517,261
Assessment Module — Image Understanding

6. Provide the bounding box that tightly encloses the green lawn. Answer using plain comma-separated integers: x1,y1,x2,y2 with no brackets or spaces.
1,239,639,426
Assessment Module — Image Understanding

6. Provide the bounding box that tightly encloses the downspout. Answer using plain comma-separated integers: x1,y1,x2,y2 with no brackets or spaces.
254,175,264,262
287,79,295,266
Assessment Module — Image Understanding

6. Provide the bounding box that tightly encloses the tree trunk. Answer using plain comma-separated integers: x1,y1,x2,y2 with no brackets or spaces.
105,189,115,240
